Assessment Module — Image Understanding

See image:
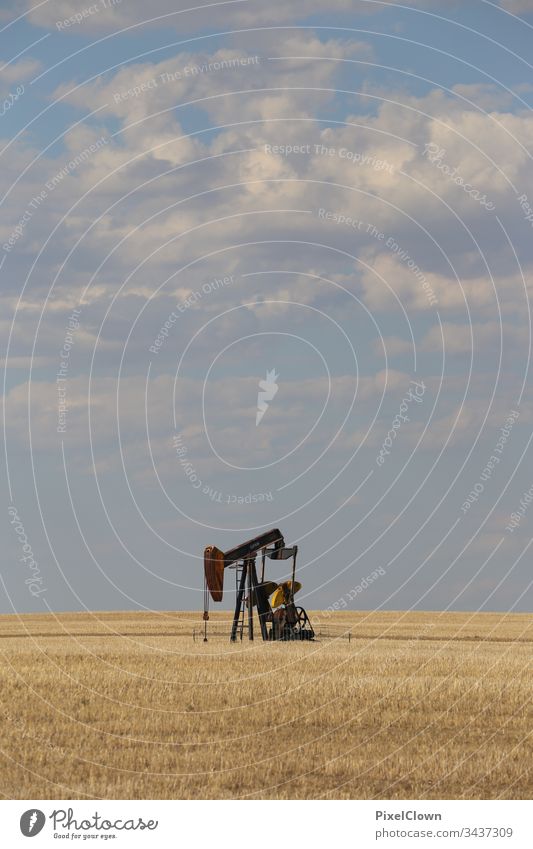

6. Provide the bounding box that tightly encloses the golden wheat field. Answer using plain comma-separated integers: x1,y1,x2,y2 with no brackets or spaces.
0,610,532,800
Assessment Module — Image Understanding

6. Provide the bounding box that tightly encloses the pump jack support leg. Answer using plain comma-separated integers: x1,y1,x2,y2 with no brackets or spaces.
250,560,270,641
231,562,247,642
291,546,298,605
247,558,254,641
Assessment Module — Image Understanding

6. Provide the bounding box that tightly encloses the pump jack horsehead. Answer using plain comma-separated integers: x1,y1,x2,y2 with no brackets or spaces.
203,529,314,641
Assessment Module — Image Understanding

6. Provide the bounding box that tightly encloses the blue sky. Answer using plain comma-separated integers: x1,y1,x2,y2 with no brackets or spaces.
2,0,533,616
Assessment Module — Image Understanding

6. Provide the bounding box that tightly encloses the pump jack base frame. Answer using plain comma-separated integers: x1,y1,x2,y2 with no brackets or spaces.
230,553,314,643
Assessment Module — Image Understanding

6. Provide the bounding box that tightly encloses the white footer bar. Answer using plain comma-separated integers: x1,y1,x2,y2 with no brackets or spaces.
3,800,532,848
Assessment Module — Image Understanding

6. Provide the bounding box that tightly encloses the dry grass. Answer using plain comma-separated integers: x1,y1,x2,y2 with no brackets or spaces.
0,610,532,799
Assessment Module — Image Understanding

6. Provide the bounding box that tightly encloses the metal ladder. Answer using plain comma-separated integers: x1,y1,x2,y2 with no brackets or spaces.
235,564,247,640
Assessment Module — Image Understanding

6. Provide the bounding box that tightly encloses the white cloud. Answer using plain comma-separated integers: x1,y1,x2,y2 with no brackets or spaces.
500,0,533,11
2,35,532,425
24,0,458,34
0,58,41,86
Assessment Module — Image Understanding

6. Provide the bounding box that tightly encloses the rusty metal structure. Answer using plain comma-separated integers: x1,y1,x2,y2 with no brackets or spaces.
203,529,314,641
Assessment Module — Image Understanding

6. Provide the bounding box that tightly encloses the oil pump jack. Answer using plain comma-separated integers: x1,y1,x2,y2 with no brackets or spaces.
203,528,314,641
